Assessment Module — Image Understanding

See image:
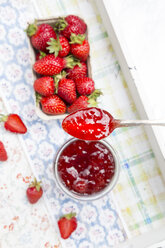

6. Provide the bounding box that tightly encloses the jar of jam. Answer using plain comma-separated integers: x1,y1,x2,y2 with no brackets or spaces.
54,138,120,201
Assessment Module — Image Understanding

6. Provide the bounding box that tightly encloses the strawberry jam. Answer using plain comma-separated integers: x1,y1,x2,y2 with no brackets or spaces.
57,139,115,195
62,107,120,140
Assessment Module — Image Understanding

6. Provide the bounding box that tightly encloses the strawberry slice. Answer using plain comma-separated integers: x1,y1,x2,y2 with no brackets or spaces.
26,178,43,204
0,141,8,162
58,212,77,239
0,114,27,134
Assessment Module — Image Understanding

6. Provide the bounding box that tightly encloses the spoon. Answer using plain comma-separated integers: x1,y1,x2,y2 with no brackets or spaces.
62,107,165,141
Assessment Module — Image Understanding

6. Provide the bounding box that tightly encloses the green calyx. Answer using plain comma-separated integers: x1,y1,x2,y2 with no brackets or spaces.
0,114,8,122
88,89,103,106
47,37,62,57
60,212,76,220
29,177,42,192
54,17,68,32
25,20,38,37
65,55,81,69
35,92,42,106
39,51,46,59
69,33,86,45
53,71,67,93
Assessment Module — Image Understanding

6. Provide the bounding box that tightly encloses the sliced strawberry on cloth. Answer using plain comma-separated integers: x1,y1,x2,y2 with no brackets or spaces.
58,212,77,239
0,114,27,134
0,141,8,162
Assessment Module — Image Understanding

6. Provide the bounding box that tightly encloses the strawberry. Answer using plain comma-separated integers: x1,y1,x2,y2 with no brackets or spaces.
47,35,70,57
26,22,57,52
67,89,102,113
26,178,43,204
0,114,27,134
75,77,95,95
54,72,77,104
38,94,67,115
70,33,89,61
58,212,77,239
33,54,80,76
55,15,87,39
66,62,87,81
0,141,8,162
58,78,77,104
33,76,55,96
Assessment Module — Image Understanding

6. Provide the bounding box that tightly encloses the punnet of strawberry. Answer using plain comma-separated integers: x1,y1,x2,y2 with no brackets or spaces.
26,15,102,117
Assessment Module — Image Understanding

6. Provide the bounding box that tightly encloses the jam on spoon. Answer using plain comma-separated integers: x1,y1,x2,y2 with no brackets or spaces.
62,107,120,140
57,139,115,195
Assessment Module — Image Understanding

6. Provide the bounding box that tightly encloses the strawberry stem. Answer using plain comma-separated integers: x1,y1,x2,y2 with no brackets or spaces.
65,55,81,69
47,37,62,57
60,212,76,220
29,177,42,192
88,89,102,107
35,92,42,106
69,33,85,45
25,20,38,37
54,71,67,94
0,114,8,122
54,17,68,32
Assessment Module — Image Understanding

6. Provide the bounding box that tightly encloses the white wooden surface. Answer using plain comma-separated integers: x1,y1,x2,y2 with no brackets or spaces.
95,0,165,247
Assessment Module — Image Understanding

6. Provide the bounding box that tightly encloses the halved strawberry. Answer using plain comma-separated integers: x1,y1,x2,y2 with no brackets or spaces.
58,212,77,239
0,141,8,162
0,114,27,134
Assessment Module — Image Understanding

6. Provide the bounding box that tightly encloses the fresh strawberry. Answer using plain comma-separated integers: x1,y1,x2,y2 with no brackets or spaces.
26,178,43,204
26,22,57,52
54,72,77,104
67,89,102,113
58,212,77,239
55,15,87,39
70,33,89,61
0,114,27,134
34,76,55,96
38,94,66,115
75,77,95,95
0,141,8,162
58,78,77,104
33,54,80,76
47,35,70,57
66,62,87,81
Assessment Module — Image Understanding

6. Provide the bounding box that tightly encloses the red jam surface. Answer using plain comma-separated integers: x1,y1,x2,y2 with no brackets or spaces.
62,107,120,140
58,139,115,195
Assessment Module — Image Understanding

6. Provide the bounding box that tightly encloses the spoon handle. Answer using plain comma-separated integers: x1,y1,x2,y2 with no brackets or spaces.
119,119,165,127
